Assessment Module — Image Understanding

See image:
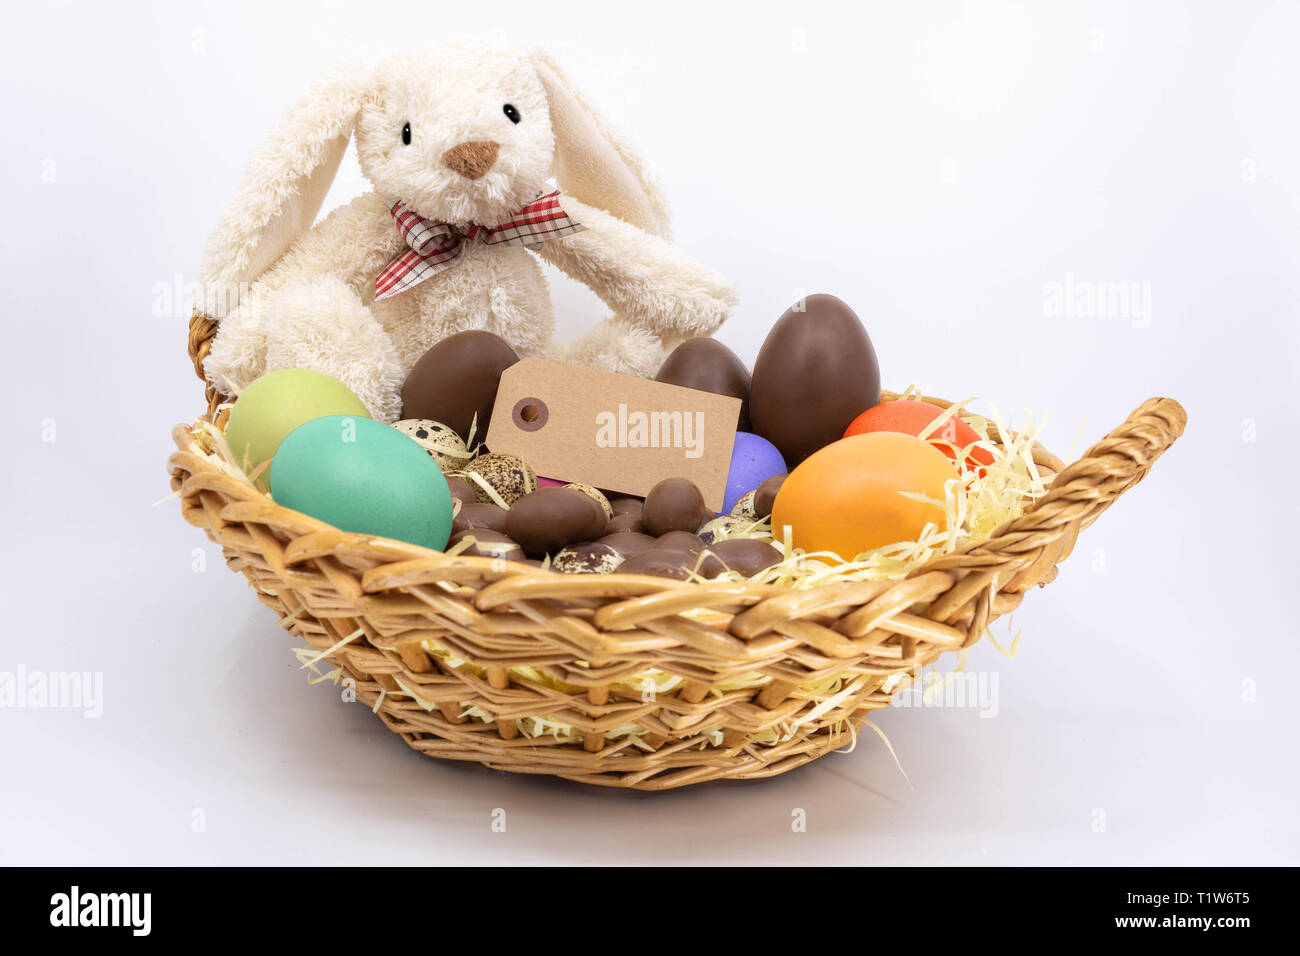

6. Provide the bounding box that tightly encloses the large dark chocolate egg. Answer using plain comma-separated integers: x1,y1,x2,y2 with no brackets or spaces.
401,331,520,443
655,337,751,431
749,295,880,465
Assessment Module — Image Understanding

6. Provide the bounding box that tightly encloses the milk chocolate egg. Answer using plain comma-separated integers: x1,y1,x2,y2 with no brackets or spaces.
597,531,657,558
700,538,783,578
449,529,525,561
608,498,644,516
401,331,519,443
461,453,537,506
445,475,476,502
749,294,881,465
643,478,712,536
754,474,787,518
655,530,705,554
451,502,509,536
505,487,608,556
655,337,752,431
605,512,646,535
618,548,695,580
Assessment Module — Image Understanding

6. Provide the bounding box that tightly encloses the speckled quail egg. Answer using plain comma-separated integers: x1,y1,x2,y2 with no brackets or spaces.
391,419,473,472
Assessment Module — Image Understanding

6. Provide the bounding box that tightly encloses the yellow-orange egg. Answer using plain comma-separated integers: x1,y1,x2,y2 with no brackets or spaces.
771,432,956,558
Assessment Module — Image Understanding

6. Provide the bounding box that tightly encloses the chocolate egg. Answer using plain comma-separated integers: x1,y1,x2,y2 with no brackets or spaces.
642,478,713,536
505,487,608,556
655,530,705,554
754,473,787,518
445,475,476,502
392,419,473,472
700,539,783,578
604,512,646,535
655,337,752,431
608,497,644,516
448,529,525,561
597,531,657,558
552,542,624,574
450,502,509,536
461,453,538,506
400,331,520,443
563,482,613,520
618,548,695,580
749,294,881,465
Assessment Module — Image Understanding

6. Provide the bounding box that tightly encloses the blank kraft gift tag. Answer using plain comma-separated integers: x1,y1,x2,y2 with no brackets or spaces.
486,358,741,510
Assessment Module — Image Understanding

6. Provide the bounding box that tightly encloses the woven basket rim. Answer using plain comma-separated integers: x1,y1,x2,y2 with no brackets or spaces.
179,312,1124,591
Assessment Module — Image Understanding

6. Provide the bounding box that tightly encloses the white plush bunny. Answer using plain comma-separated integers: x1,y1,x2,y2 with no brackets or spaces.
198,42,737,422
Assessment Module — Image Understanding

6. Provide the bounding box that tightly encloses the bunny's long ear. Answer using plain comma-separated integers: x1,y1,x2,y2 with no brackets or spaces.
199,63,374,316
532,52,672,241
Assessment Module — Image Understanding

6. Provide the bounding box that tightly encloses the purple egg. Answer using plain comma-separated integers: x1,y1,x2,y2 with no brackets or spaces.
725,432,787,514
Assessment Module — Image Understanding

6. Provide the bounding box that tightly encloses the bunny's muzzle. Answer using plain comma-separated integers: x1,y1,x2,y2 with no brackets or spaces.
442,141,500,180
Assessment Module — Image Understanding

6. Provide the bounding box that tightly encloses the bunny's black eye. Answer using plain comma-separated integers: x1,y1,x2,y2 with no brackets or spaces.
401,122,412,145
503,104,521,124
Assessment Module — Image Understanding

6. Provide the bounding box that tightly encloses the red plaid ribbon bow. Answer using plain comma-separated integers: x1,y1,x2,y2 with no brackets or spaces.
374,191,583,300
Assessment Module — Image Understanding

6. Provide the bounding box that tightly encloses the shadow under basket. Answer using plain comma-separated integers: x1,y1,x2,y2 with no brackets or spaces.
171,312,1187,790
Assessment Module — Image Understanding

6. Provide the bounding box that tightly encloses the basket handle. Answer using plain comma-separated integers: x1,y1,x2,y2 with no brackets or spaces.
188,310,223,418
1003,396,1186,536
930,394,1187,598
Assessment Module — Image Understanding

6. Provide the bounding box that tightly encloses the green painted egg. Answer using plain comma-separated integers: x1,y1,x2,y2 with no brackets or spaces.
225,368,371,489
269,415,453,551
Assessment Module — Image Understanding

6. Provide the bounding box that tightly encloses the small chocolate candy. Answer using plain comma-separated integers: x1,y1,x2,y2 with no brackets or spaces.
642,478,713,536
596,531,657,558
754,473,788,518
445,475,476,503
563,482,613,520
618,548,696,580
604,512,645,535
608,497,644,517
462,453,538,506
400,331,520,442
655,530,705,555
451,502,509,536
700,538,783,578
448,529,525,562
551,541,624,574
505,487,608,556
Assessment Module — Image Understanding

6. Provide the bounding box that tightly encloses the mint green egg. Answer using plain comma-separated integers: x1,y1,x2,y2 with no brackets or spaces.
269,415,453,551
225,368,371,489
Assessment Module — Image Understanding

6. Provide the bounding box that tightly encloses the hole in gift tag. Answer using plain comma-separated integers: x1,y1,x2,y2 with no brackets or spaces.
512,397,548,431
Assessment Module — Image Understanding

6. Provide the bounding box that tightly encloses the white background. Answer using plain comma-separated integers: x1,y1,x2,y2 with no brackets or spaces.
1,0,1297,865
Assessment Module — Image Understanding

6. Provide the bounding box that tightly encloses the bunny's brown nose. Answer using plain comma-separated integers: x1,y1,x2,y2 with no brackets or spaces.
441,141,499,180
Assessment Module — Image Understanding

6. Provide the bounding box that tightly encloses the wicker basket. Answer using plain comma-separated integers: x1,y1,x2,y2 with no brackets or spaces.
170,312,1186,790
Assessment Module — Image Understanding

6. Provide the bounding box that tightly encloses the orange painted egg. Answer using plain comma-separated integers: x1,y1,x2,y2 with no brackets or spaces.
844,400,993,474
771,432,955,558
